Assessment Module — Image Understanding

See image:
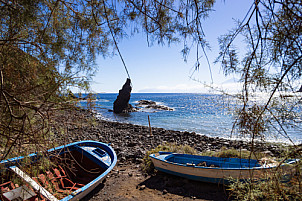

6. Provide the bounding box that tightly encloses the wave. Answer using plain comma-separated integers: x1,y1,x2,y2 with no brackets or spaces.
97,98,110,102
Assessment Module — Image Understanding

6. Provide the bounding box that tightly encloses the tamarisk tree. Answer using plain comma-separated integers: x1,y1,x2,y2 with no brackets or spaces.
0,0,301,185
217,0,302,143
0,0,215,160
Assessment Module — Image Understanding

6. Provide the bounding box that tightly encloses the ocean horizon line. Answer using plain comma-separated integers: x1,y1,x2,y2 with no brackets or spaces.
76,92,226,95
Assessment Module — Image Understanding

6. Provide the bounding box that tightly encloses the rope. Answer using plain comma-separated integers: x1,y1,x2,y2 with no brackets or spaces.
102,0,131,80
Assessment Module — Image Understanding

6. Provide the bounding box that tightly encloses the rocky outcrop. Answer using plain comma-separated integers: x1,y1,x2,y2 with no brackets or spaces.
113,78,134,113
136,100,174,111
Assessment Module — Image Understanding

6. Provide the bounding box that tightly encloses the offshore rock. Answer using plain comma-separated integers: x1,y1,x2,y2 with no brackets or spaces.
136,100,174,111
113,78,134,113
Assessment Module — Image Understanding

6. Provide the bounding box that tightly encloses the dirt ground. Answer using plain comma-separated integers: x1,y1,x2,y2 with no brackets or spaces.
82,161,230,201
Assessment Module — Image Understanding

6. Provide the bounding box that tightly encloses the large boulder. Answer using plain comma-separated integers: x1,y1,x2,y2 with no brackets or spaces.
113,78,133,113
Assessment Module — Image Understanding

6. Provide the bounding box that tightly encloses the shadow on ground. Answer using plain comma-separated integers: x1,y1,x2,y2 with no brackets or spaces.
80,182,105,201
139,172,231,201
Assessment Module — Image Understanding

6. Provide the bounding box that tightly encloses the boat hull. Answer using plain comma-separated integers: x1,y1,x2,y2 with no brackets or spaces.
151,157,266,184
149,152,283,184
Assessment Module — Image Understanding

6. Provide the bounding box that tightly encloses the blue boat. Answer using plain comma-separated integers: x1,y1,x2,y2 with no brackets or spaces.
150,152,297,184
0,141,117,201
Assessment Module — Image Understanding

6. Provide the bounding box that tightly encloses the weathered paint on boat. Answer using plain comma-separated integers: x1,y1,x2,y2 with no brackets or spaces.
150,152,297,184
1,141,117,201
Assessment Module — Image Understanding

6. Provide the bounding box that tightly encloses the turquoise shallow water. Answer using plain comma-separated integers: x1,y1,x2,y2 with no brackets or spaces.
79,93,302,144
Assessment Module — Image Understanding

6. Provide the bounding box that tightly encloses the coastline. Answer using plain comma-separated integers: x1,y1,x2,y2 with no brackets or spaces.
55,108,282,156
51,108,284,200
81,92,301,145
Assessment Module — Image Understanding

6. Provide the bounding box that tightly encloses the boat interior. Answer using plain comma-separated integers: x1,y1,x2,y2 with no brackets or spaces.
165,154,261,168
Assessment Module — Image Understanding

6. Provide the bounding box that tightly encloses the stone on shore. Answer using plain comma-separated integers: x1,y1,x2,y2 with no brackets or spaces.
52,108,283,162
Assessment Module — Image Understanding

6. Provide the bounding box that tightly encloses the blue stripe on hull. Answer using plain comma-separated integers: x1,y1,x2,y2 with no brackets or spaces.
155,167,230,185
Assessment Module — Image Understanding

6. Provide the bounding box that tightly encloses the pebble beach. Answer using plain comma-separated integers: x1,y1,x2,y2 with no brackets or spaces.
51,108,284,200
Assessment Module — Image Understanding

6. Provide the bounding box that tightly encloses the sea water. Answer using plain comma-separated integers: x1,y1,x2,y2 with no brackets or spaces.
78,93,302,144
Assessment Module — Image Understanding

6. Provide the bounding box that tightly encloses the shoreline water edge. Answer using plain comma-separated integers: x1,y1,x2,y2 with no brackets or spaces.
78,93,302,145
54,108,285,161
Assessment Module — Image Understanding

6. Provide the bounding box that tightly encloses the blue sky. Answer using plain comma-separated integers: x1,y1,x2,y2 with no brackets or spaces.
90,0,253,93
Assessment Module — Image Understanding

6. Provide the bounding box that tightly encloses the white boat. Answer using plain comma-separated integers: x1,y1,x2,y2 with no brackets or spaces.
150,152,297,184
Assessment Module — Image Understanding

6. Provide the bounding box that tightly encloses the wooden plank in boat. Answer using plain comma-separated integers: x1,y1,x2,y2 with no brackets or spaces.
10,166,58,201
